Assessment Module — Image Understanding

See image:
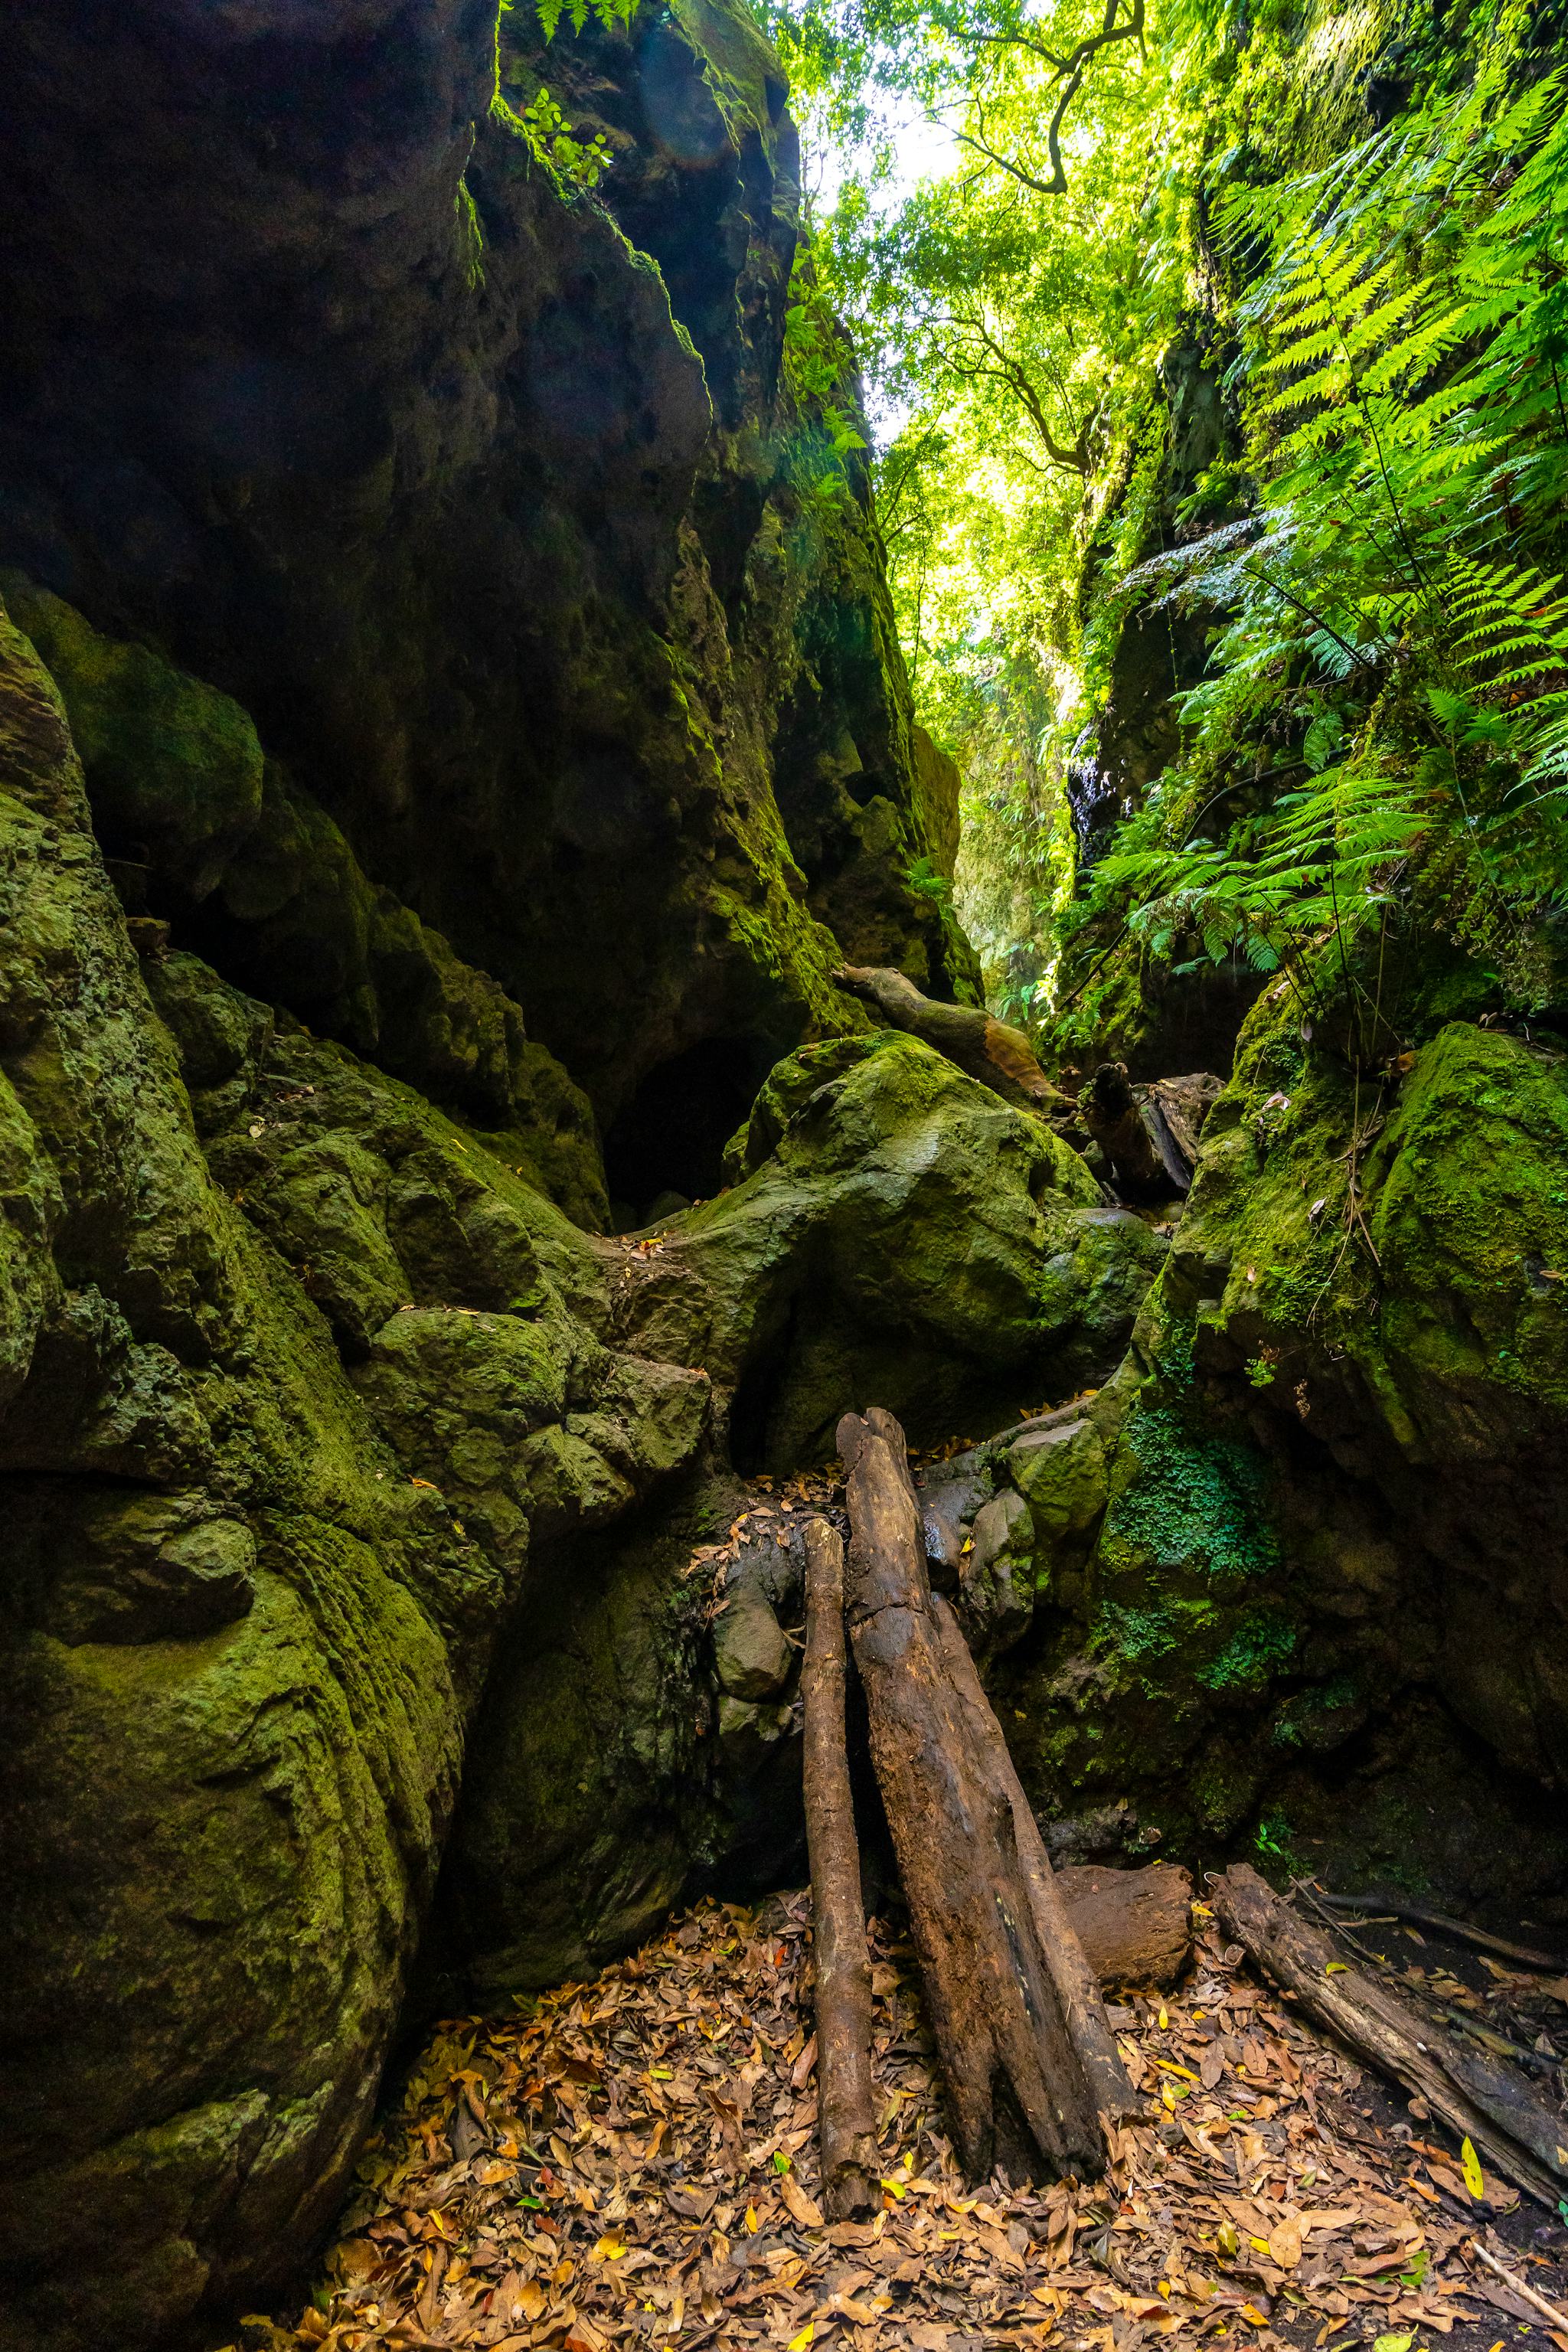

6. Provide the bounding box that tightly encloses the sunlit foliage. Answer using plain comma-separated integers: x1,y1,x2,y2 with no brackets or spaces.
765,0,1568,1032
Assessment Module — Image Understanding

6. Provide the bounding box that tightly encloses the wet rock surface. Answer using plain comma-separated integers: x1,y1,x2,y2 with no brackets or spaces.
0,598,1161,2347
972,992,1568,1911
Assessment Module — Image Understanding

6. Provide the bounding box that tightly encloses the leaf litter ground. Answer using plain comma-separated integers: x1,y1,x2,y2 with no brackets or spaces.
240,1896,1568,2352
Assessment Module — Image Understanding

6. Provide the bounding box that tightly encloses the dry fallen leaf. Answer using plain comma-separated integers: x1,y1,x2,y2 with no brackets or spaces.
243,1668,1537,2352
779,2172,825,2230
1268,2216,1302,2269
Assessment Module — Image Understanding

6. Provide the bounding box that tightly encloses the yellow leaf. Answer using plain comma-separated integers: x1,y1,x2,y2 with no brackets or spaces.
1325,1962,1348,1974
788,2328,815,2350
1157,2006,1169,2029
593,2234,626,2262
1461,2137,1485,2199
745,2206,759,2234
880,2177,907,2199
1372,2335,1413,2352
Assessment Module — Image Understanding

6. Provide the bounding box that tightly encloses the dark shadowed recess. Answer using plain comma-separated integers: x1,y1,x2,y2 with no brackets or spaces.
605,1033,776,1218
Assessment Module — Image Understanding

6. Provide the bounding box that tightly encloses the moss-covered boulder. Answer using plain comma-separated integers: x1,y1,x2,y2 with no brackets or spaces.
0,606,480,2352
5,583,611,1230
975,991,1568,1905
0,606,743,2351
622,1032,1168,1466
433,1472,746,1997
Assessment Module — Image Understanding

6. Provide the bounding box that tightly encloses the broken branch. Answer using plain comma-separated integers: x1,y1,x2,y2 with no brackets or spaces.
801,1514,879,2218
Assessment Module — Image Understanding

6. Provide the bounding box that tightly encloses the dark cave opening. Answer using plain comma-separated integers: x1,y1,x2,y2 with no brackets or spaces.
727,1296,800,1477
603,1034,774,1221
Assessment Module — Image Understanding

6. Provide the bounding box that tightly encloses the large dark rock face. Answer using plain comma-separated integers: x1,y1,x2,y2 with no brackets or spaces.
0,0,977,1208
5,8,1560,2349
0,601,1138,2347
959,996,1568,1910
0,4,1011,2341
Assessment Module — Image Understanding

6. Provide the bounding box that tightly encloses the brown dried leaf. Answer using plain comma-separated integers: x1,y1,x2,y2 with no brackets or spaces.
1266,2218,1302,2270
779,2172,825,2230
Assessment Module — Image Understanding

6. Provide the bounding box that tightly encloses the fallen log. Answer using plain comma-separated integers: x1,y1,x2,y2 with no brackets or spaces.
837,1404,1117,2183
831,965,1073,1119
800,1515,880,2218
930,1592,1139,2123
1213,1864,1568,2209
1054,1862,1194,1990
1080,1063,1223,1200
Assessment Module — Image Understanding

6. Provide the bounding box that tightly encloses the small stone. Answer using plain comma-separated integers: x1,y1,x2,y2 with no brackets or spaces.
713,1585,792,1700
1004,1418,1106,1539
969,1488,1033,1573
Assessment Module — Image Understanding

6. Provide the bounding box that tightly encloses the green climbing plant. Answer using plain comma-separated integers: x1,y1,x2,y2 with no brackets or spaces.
505,87,614,186
782,248,868,518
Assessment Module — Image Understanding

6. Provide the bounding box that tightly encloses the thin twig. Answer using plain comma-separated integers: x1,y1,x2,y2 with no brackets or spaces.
1471,2240,1568,2332
1319,1893,1567,1973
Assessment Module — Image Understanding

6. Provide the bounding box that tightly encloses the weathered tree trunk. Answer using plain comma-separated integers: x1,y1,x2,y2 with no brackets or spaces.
831,964,1073,1119
1054,1862,1194,1990
1080,1064,1223,1200
836,1404,1117,2184
1213,1865,1568,2209
931,1594,1140,2122
800,1515,880,2218
1080,1062,1184,1197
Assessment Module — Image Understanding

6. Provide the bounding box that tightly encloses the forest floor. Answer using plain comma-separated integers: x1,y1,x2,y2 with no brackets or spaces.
238,1895,1568,2352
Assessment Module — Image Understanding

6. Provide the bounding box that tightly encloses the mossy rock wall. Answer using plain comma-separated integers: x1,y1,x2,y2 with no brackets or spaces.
971,989,1568,1906
0,588,1155,2349
0,614,473,2352
0,0,978,1230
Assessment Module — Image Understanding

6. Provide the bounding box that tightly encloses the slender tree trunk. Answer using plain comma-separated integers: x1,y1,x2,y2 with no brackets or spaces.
800,1514,880,2218
836,1405,1111,2184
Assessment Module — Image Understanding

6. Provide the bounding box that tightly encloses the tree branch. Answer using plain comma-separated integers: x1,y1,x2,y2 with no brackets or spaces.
951,0,1145,198
932,312,1090,471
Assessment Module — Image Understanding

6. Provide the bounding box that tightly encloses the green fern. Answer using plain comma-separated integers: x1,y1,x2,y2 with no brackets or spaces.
535,0,636,38
1081,50,1568,1024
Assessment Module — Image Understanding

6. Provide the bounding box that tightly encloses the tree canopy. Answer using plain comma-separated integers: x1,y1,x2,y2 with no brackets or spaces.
763,0,1568,1043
